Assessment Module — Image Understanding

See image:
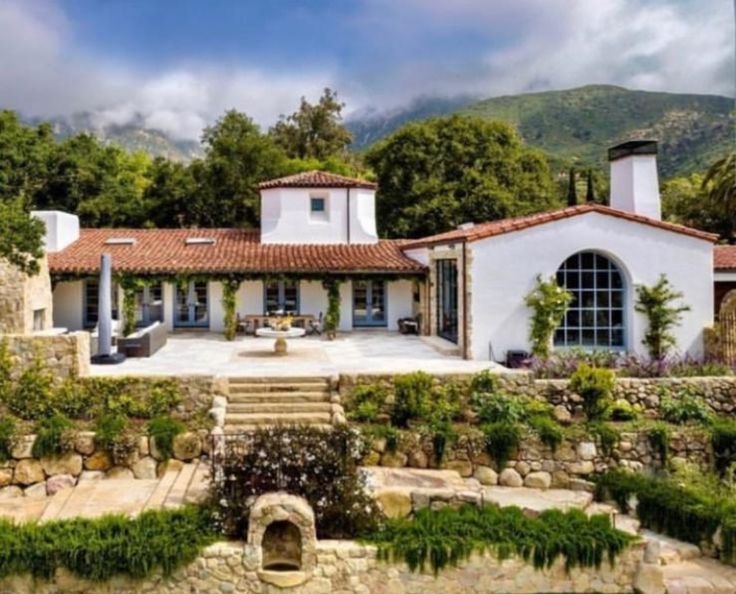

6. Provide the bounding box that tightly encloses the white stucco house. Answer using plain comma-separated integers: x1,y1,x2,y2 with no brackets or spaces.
38,140,721,362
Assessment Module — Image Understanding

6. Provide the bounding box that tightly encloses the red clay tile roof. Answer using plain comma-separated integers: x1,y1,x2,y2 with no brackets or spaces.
48,229,425,276
403,204,718,249
715,246,736,270
258,170,377,190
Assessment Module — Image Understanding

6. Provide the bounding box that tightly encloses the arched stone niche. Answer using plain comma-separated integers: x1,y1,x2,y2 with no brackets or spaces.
247,493,317,588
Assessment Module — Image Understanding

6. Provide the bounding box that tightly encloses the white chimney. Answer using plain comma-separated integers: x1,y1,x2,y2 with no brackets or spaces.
608,140,661,220
31,211,80,253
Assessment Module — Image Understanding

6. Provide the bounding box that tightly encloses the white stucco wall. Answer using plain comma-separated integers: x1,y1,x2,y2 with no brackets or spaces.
386,280,415,331
339,281,353,331
162,282,175,331
299,281,327,318
52,281,84,331
208,281,224,332
260,187,378,245
468,212,714,361
402,247,430,267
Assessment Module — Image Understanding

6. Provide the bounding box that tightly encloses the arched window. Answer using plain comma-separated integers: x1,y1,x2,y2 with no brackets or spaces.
554,251,625,349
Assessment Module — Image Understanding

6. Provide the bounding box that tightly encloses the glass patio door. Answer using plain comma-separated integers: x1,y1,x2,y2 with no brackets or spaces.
436,260,458,343
174,281,209,328
353,280,386,327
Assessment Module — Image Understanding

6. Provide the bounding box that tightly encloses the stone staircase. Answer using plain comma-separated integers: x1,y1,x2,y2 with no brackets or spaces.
224,376,340,433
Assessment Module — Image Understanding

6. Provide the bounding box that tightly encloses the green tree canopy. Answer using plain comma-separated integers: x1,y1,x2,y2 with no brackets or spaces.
702,153,736,243
270,88,353,161
0,197,45,275
366,116,560,238
198,110,290,227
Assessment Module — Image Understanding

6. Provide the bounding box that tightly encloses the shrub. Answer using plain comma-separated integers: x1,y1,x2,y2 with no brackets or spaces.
0,339,11,400
659,390,711,425
482,421,521,470
588,422,620,457
365,424,400,453
94,413,139,465
635,275,690,360
210,425,381,539
422,398,458,463
391,372,432,428
469,369,499,395
347,384,388,423
569,364,615,421
607,399,639,421
5,353,53,420
528,415,563,452
0,506,215,580
364,504,633,575
0,417,17,463
147,416,184,461
471,392,527,425
647,423,670,464
32,414,76,458
50,377,96,420
711,420,736,476
525,275,573,358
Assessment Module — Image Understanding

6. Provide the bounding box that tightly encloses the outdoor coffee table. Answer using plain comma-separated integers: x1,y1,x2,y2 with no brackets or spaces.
255,327,306,355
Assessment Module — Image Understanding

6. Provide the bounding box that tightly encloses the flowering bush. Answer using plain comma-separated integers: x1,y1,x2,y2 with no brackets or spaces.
210,425,382,539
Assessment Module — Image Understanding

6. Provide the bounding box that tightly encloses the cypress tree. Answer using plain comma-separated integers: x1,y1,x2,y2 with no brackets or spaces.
566,168,577,207
586,170,596,203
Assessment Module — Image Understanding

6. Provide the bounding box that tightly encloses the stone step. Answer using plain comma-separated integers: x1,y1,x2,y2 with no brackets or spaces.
163,462,198,509
227,376,330,385
228,392,331,404
143,466,181,511
225,412,332,426
663,558,736,593
229,385,331,396
224,423,334,434
642,530,702,565
227,402,333,414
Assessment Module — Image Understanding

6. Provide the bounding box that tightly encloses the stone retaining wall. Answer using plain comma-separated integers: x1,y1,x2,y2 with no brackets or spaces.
363,426,711,491
0,539,650,594
0,430,209,499
2,332,90,379
339,372,736,418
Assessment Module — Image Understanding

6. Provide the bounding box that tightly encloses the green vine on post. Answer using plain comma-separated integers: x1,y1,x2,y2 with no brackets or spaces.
221,279,241,341
635,275,690,360
525,275,573,358
324,280,342,340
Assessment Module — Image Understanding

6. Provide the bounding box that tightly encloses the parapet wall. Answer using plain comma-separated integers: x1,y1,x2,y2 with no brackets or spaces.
0,539,649,594
2,332,90,379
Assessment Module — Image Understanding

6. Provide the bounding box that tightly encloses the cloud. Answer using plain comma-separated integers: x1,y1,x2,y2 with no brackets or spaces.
0,0,732,139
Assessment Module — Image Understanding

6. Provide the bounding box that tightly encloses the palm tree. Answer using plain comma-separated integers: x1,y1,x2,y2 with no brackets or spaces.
702,153,736,243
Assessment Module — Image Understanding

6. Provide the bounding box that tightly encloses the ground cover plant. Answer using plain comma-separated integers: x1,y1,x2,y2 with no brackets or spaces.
596,468,736,564
210,425,382,539
0,506,215,581
364,504,634,575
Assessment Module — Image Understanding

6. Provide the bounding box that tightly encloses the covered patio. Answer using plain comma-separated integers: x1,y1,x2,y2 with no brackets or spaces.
90,331,501,377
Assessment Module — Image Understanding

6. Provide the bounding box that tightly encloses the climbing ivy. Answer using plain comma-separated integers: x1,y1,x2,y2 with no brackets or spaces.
221,279,241,341
324,280,342,339
635,275,690,360
525,275,573,358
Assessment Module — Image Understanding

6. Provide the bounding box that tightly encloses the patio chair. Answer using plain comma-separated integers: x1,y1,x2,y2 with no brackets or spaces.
307,312,323,336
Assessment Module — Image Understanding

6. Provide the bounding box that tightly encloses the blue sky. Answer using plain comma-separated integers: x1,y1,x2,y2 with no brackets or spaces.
0,0,733,140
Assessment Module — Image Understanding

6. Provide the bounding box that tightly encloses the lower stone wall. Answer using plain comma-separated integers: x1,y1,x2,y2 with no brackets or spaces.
0,539,648,594
2,332,90,379
363,427,711,490
0,430,209,498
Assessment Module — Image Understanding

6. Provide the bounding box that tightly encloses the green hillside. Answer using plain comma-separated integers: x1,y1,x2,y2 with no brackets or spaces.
349,85,734,177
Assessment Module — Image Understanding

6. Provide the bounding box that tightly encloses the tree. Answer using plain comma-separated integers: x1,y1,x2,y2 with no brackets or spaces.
566,168,577,206
366,116,560,238
199,110,290,227
270,88,352,161
143,158,199,227
0,197,45,275
702,152,736,243
635,275,690,360
585,170,596,203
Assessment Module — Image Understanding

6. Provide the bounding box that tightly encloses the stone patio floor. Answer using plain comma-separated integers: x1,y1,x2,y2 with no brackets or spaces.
92,331,505,377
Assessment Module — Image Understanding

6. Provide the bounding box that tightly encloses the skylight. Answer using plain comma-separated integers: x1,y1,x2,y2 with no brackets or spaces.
185,237,216,245
104,238,136,245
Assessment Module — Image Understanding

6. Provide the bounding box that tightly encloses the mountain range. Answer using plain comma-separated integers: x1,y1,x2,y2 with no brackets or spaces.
26,85,734,178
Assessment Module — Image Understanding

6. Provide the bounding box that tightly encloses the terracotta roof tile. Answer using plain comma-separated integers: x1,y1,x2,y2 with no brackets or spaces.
715,246,736,270
48,229,425,276
403,204,718,249
258,170,376,190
